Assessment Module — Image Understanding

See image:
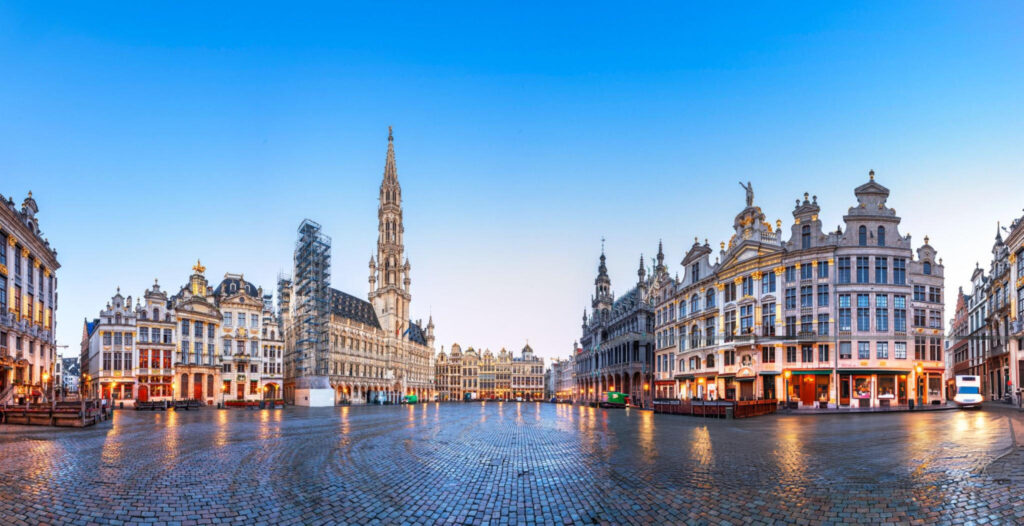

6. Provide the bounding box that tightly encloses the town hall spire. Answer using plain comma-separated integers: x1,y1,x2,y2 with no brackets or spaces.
371,126,411,337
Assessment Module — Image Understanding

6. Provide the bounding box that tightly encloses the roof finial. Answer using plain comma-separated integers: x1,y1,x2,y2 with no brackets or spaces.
388,125,393,142
869,169,875,181
601,236,606,255
193,259,206,274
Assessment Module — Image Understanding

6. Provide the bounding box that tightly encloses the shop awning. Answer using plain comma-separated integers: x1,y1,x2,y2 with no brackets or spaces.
759,371,781,376
835,368,909,372
674,375,695,381
788,369,833,375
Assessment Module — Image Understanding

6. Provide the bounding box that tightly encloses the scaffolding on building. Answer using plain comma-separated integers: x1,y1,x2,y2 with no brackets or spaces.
293,219,331,378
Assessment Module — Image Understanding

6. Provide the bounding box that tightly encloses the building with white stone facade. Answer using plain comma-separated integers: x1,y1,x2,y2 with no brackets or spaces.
653,173,945,409
1,191,59,405
80,289,137,402
172,261,222,404
260,294,284,400
553,352,575,401
214,273,283,402
280,128,436,406
511,344,544,400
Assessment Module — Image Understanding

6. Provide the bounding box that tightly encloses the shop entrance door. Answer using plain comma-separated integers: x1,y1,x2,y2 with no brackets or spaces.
138,385,149,403
740,381,753,400
762,376,776,400
193,376,203,400
237,382,244,400
799,376,815,405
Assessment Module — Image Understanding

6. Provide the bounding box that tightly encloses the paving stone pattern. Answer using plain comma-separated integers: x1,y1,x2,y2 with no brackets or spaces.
1,403,1022,525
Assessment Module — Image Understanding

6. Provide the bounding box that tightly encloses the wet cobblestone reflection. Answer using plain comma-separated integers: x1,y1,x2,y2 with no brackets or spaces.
1,403,1022,524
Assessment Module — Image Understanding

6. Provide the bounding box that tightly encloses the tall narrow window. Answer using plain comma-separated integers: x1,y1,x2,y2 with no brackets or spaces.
875,257,888,284
893,258,906,285
838,257,851,284
877,226,886,246
801,225,811,249
855,257,869,283
858,225,867,246
857,294,870,331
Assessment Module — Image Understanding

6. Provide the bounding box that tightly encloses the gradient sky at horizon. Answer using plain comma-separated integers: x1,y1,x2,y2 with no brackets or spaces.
2,2,1022,361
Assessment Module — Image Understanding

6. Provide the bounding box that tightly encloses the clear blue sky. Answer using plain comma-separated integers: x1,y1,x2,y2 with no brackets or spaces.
2,2,1022,361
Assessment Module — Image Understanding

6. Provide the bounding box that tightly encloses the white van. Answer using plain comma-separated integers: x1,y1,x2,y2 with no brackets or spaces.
953,375,983,408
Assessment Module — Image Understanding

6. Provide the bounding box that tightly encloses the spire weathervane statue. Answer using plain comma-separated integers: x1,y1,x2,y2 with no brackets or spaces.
739,181,754,207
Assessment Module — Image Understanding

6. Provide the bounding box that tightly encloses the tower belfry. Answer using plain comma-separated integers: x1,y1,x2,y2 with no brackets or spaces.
370,127,412,337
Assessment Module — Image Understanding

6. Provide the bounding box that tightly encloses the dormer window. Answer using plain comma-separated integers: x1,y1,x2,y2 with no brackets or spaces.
858,226,867,246
877,226,886,247
923,261,932,275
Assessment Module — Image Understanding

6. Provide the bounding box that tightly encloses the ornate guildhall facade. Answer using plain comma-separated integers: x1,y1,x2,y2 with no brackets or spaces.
653,173,946,408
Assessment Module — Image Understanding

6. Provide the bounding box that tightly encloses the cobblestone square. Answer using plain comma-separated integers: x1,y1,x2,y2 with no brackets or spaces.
1,403,1022,525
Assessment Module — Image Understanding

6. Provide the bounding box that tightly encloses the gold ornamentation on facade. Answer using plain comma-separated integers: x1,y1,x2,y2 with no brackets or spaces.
43,268,50,277
773,266,785,276
811,214,818,221
733,277,743,285
21,247,29,258
716,283,725,291
794,218,801,225
33,260,40,268
7,236,15,246
193,259,206,274
751,270,763,280
0,263,6,276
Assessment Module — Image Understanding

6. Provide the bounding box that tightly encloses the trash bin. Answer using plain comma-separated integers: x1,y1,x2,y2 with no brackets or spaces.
119,401,124,410
259,401,265,410
725,406,734,419
908,399,915,411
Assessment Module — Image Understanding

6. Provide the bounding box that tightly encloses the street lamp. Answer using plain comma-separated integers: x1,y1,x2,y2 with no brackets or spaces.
42,372,50,403
915,363,925,405
783,370,792,408
221,384,228,407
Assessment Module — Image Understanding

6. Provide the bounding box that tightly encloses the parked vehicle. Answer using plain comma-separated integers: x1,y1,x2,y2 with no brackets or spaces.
599,391,630,408
953,375,983,408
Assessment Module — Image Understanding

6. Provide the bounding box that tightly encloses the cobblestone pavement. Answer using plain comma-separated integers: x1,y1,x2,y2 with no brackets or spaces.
1,403,1022,525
